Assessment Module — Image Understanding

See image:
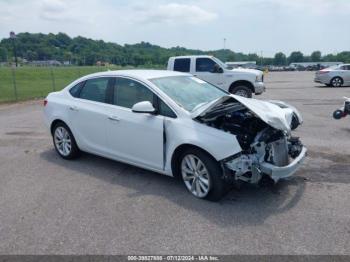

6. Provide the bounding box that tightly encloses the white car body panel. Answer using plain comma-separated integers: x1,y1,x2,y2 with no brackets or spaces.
44,70,305,182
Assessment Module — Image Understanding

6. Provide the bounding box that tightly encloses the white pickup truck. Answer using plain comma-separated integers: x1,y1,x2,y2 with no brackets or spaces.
167,55,265,98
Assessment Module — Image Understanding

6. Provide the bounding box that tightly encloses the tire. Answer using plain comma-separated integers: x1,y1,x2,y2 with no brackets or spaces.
179,148,227,201
230,85,253,98
52,122,80,159
333,109,344,120
330,77,343,87
290,113,300,130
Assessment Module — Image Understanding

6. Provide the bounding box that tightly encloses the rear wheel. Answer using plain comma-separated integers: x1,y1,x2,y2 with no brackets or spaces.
330,77,343,87
52,122,80,159
230,85,252,98
179,148,227,201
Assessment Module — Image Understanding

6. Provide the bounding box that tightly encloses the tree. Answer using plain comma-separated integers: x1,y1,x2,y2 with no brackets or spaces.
311,51,321,62
274,52,287,66
288,51,304,64
0,46,8,62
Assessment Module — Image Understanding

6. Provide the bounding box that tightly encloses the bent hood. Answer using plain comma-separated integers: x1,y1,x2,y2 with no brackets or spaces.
191,95,292,132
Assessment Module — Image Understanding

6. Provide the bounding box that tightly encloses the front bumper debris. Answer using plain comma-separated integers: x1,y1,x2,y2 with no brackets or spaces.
224,145,307,184
260,146,307,182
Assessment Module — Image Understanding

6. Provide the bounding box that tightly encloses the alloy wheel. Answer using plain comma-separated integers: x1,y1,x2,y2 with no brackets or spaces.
54,126,72,156
181,154,210,198
332,78,342,87
235,89,249,97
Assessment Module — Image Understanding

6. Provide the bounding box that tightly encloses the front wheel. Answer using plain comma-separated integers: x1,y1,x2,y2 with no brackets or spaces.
179,148,227,201
230,85,252,98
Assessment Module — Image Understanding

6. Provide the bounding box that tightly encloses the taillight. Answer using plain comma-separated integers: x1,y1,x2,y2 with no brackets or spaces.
43,99,48,106
319,70,329,74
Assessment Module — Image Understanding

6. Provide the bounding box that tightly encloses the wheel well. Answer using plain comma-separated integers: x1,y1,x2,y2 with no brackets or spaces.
331,76,343,83
171,144,216,179
229,80,254,93
50,119,66,135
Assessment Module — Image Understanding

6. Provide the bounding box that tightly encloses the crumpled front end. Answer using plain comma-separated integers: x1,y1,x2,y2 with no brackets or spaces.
223,128,307,183
194,96,307,184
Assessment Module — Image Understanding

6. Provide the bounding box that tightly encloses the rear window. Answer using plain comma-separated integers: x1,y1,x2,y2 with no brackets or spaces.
174,58,190,72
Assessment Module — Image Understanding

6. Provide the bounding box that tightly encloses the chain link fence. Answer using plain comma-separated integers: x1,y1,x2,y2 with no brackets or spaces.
0,66,124,103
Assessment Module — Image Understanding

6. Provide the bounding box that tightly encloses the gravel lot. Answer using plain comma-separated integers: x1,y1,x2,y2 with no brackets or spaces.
0,71,349,255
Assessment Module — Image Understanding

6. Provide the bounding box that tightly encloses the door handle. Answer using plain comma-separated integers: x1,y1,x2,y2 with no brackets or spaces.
108,115,120,121
69,106,79,111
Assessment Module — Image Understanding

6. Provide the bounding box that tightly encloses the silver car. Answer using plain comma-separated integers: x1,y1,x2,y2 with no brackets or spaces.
314,64,350,87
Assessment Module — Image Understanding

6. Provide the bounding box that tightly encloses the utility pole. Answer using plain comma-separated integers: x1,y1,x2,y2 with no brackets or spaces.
260,50,263,66
10,31,18,67
223,38,226,50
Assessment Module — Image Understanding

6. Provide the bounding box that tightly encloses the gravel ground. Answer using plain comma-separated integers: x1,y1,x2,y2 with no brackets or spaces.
0,71,349,255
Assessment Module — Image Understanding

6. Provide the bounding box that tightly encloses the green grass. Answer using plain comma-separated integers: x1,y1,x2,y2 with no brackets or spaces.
0,65,136,103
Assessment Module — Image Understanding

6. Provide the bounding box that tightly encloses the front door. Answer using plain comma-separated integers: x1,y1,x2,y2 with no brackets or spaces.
105,77,164,171
194,57,224,88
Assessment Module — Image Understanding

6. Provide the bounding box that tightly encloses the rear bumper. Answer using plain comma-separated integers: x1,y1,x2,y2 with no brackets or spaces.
260,146,307,182
314,75,330,85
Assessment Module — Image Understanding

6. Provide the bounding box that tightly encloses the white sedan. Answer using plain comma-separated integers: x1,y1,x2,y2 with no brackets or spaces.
44,70,307,201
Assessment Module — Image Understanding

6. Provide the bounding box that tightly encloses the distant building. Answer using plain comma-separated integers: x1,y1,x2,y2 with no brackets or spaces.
29,60,62,66
225,61,257,69
96,61,110,66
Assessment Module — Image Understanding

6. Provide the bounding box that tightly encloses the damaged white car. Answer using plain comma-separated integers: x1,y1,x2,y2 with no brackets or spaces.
44,70,307,201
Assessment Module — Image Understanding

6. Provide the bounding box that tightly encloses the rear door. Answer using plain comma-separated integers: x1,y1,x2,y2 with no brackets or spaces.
67,77,113,154
173,58,191,73
105,77,164,171
194,57,224,88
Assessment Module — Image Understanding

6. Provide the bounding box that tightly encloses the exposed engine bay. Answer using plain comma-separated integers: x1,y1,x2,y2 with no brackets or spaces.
196,98,305,184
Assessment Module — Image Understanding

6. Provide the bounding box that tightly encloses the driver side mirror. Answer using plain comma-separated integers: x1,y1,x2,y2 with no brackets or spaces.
211,64,223,73
131,101,156,114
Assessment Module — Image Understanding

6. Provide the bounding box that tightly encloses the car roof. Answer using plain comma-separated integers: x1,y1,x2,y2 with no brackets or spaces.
81,69,191,81
170,55,213,59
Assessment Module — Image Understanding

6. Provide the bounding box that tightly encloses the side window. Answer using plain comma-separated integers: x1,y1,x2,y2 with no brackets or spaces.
174,58,191,72
196,58,216,72
69,81,84,98
114,78,154,109
158,99,176,118
79,78,110,103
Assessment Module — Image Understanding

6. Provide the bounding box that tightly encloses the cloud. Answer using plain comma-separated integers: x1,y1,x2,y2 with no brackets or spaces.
132,3,217,25
40,0,70,21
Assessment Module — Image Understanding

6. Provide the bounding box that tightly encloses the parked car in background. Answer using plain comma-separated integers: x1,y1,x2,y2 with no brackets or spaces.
167,55,265,98
315,64,350,87
44,70,306,201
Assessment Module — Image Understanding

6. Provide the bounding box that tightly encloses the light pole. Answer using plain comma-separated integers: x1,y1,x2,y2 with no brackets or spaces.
10,31,18,67
223,38,226,50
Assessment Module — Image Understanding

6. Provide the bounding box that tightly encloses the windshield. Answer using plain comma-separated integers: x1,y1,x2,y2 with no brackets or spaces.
150,76,228,112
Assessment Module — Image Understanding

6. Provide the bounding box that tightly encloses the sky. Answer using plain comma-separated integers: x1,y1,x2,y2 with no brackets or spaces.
0,0,349,56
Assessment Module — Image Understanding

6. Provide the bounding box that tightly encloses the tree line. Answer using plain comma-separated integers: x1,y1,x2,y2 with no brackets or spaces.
0,32,349,66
